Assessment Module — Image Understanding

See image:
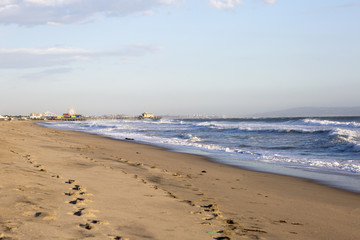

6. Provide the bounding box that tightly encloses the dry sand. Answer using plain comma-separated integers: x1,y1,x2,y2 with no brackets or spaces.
0,121,359,240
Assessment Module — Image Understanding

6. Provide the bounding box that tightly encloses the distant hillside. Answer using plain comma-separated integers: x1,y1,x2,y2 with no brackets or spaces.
254,107,360,118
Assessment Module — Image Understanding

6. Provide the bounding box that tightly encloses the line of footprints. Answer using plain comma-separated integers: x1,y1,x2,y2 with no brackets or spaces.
22,151,240,240
65,180,128,239
22,154,127,240
19,151,233,240
64,179,102,230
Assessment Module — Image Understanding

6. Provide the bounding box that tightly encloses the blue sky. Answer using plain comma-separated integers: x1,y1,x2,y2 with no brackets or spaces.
1,0,359,116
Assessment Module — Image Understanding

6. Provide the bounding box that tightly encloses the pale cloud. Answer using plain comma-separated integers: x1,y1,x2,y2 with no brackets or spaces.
305,2,360,14
116,60,134,65
0,0,182,25
263,0,276,4
210,0,276,10
0,45,161,68
23,0,76,6
21,67,74,81
210,0,242,10
0,48,89,55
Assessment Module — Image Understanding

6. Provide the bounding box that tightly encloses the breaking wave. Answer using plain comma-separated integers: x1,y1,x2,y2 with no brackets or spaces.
40,116,360,176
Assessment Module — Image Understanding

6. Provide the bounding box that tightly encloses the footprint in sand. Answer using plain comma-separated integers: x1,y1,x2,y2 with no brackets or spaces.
73,208,86,216
79,223,96,230
89,219,108,225
111,236,130,240
65,191,76,196
72,185,86,191
182,200,196,206
34,212,42,217
65,179,76,184
33,164,48,172
166,191,177,199
69,198,87,205
225,219,235,224
214,237,231,240
1,220,19,233
72,208,98,218
33,211,57,221
291,222,303,225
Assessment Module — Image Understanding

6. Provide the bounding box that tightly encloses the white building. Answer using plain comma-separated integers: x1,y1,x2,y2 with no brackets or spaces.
30,112,44,119
141,112,155,118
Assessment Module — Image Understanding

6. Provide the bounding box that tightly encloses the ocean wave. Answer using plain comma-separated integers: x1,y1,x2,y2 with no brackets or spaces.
177,133,202,143
147,135,259,156
261,154,360,174
39,118,360,176
301,119,360,128
329,128,360,152
194,121,328,134
242,128,328,134
163,134,360,174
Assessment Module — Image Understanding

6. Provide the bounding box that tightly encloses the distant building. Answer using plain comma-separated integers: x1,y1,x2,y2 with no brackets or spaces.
0,115,8,121
44,110,56,117
43,111,57,120
30,113,44,119
27,108,83,121
138,112,161,120
141,112,155,118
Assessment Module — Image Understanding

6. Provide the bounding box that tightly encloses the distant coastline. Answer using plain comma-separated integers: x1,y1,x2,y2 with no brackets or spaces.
2,106,360,121
252,106,360,118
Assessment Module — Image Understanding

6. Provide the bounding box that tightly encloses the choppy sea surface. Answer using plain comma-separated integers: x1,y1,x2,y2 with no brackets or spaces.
40,117,360,193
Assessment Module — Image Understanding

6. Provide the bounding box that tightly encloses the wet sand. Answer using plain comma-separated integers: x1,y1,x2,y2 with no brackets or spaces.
0,121,359,240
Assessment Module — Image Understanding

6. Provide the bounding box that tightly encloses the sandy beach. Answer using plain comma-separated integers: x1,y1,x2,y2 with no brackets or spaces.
0,121,359,240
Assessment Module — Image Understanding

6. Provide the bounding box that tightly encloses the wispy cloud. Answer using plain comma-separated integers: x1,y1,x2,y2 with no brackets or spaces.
20,67,74,81
210,0,242,10
305,2,360,14
116,60,134,65
0,0,183,25
263,0,276,4
0,45,162,69
0,0,277,24
210,0,275,10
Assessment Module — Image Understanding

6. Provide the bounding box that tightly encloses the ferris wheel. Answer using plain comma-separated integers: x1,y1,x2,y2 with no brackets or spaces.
68,107,77,115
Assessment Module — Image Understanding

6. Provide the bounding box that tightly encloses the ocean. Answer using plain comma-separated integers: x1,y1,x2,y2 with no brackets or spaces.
40,116,360,193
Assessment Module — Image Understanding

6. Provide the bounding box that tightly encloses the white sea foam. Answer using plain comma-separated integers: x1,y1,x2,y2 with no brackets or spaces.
261,154,360,174
329,128,360,152
195,121,328,134
40,117,360,175
302,119,360,128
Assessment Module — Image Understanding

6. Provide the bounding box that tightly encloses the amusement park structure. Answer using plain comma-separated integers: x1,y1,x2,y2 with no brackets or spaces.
30,107,84,121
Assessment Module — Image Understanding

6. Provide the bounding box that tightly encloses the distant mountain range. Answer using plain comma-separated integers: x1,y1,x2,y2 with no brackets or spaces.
253,107,360,117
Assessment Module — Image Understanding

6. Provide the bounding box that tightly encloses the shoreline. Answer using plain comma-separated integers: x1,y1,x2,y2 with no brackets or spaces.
1,121,360,239
39,121,360,195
